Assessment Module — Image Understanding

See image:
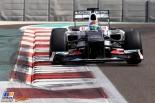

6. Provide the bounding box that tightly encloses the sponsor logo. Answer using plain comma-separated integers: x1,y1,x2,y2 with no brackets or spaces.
1,91,14,102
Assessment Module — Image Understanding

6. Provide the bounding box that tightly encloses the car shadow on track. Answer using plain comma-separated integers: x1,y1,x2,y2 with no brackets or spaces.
97,62,144,67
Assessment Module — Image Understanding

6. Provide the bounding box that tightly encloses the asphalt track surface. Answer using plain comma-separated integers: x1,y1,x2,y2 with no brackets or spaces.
98,24,155,103
0,23,155,103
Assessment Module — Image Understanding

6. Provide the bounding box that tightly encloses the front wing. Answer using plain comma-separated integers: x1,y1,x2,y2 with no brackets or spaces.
52,49,143,64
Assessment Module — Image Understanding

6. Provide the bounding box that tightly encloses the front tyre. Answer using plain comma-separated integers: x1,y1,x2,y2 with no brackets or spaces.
49,28,67,57
124,30,143,64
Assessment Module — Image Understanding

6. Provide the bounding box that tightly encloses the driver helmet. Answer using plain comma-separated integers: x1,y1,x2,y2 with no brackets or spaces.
89,13,99,30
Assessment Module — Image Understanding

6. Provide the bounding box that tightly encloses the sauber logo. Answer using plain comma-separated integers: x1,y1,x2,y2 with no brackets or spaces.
1,91,14,102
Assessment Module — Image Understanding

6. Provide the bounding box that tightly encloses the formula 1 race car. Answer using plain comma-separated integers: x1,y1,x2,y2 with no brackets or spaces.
49,8,143,65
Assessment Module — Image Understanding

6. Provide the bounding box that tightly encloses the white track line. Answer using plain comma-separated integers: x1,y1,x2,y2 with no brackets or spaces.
32,78,98,90
20,41,34,46
34,41,48,44
33,66,90,73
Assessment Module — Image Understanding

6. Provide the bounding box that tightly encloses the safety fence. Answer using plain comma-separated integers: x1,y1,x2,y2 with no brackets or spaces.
0,0,154,22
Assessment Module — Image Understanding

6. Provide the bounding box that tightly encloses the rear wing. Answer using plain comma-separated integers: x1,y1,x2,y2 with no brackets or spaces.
74,10,110,21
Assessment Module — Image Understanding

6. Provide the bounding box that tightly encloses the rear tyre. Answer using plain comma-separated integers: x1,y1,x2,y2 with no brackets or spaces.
49,28,67,57
124,30,143,64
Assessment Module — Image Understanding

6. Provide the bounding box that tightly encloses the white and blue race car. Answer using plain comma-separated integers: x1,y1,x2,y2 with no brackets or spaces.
49,8,143,65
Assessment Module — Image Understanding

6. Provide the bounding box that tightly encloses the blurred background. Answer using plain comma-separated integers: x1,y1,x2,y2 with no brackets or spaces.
0,0,154,22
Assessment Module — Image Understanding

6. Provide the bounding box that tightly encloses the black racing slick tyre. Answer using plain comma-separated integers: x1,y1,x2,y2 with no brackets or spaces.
49,28,67,57
124,30,143,64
